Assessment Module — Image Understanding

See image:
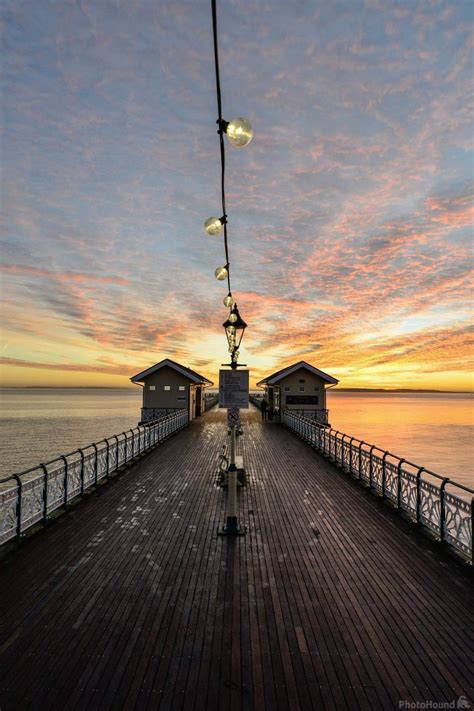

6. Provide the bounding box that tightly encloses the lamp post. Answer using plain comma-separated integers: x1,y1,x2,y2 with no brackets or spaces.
222,303,247,370
218,302,248,536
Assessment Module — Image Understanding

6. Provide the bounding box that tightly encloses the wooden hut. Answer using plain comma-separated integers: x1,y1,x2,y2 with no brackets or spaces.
131,358,213,423
257,360,338,424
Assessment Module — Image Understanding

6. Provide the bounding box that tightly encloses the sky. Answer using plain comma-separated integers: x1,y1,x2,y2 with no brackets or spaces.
1,0,473,390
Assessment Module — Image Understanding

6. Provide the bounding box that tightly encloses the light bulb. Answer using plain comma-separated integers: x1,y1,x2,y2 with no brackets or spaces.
228,346,234,353
215,266,228,281
233,350,240,360
226,117,253,148
227,325,236,335
223,295,234,308
228,313,237,324
204,216,223,236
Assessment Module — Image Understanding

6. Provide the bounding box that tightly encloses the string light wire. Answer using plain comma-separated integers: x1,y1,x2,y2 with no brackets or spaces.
211,0,231,295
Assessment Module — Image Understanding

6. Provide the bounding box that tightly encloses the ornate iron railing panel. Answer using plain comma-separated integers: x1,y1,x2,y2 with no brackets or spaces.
0,411,189,546
0,482,18,544
67,455,83,499
283,410,473,563
444,492,471,556
371,454,384,493
20,471,45,531
47,464,67,511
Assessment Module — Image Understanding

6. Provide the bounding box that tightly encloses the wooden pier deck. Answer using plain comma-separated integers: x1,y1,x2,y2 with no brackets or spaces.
0,408,472,710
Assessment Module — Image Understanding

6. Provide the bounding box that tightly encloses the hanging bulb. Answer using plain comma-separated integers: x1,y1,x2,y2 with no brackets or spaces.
233,350,240,360
215,266,228,281
223,294,234,308
204,216,224,236
228,313,237,324
225,117,253,148
227,325,236,335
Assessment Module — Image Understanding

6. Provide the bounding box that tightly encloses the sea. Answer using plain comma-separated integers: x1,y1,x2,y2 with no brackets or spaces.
0,389,472,492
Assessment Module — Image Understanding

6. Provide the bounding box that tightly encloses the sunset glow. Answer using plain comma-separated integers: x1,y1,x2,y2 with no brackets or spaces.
1,1,472,390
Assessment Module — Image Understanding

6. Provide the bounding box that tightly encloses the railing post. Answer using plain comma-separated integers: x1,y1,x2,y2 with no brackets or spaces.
416,467,425,524
369,445,375,488
358,441,365,480
79,449,85,495
382,452,388,499
106,440,110,479
471,498,474,565
110,435,117,472
130,429,135,459
397,459,405,509
92,444,98,486
13,474,22,541
40,464,49,523
122,432,128,465
341,435,347,469
333,431,339,463
439,478,449,541
349,437,354,474
60,455,68,507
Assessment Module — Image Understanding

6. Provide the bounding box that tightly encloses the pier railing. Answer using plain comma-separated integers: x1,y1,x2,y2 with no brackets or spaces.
283,410,473,563
204,395,219,411
0,410,189,546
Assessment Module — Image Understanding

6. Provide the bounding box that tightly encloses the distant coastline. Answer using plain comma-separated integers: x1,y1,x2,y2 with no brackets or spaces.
0,386,472,394
330,388,473,394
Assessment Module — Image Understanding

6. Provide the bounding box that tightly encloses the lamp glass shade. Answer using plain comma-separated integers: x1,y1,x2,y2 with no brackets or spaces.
204,216,223,236
215,266,228,281
226,117,253,148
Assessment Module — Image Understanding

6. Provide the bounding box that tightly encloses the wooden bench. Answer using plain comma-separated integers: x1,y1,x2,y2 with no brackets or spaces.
218,455,246,487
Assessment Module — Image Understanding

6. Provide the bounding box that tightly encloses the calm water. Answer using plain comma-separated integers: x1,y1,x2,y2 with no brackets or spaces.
0,388,142,477
0,389,472,491
327,391,473,490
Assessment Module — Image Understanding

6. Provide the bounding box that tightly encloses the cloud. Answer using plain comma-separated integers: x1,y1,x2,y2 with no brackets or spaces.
0,264,130,285
1,0,472,389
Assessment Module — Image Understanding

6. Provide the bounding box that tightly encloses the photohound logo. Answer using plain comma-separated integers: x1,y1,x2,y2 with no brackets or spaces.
398,698,471,710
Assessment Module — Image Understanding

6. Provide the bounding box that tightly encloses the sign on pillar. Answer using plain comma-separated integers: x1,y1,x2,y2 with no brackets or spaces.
227,407,240,429
218,370,249,409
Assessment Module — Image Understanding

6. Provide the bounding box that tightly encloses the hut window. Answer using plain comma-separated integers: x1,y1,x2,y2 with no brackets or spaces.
179,386,186,391
177,396,186,402
284,386,290,392
298,379,305,383
313,386,319,392
164,385,171,391
299,386,305,392
149,385,156,391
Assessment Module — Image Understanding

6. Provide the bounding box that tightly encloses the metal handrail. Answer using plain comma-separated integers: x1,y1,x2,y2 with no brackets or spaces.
0,410,189,545
282,410,473,563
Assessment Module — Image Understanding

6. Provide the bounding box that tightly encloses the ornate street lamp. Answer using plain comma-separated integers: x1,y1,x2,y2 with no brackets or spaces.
222,303,247,369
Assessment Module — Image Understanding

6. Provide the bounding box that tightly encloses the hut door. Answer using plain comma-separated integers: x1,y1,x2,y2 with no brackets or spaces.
195,386,202,416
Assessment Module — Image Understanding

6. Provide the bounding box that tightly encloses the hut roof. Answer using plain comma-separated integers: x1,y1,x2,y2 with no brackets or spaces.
257,360,338,387
131,358,213,385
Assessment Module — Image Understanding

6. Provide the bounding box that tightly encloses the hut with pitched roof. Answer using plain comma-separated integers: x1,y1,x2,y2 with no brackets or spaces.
131,358,213,423
257,360,338,424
